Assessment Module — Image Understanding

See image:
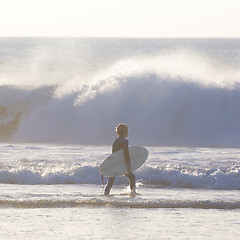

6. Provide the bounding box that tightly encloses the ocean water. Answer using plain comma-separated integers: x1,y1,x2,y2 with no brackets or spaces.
1,38,240,239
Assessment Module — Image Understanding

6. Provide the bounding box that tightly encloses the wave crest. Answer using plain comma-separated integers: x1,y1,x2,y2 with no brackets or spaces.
1,52,240,147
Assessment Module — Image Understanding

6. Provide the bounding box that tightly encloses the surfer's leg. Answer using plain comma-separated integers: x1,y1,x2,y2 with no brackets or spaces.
125,173,135,190
104,177,115,195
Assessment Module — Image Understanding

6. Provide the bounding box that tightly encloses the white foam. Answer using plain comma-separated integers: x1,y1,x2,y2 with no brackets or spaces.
0,163,240,190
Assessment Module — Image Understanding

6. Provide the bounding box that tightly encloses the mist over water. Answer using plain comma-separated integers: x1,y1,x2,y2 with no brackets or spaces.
1,38,240,147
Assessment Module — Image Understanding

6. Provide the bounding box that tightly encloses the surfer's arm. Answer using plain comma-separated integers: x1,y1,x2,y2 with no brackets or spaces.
123,145,132,174
112,137,132,174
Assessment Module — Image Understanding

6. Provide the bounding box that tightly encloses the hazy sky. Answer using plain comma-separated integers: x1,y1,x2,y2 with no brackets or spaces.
0,0,240,37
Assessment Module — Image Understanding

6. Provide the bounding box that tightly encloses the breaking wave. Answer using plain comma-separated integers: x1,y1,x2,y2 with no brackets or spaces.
1,49,240,147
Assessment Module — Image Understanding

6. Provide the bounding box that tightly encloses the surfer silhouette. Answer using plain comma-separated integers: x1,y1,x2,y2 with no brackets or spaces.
104,124,135,195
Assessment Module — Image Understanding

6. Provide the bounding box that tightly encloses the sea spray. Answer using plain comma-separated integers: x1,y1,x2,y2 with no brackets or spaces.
1,39,240,147
8,62,240,146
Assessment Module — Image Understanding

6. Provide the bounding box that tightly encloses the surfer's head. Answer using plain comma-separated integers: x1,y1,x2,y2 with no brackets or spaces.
115,124,128,138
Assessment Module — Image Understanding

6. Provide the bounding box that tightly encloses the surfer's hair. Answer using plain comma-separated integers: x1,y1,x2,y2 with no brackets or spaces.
115,124,128,136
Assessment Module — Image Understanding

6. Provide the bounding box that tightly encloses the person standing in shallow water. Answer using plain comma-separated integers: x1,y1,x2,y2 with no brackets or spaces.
104,124,135,195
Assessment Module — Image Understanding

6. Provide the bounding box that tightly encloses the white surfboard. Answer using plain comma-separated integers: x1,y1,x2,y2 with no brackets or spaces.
99,146,148,177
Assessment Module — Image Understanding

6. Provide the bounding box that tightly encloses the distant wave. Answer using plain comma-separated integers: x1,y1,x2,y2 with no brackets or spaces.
1,50,240,147
1,165,240,190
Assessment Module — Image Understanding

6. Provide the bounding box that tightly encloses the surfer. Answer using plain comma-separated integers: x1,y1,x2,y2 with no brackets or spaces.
104,124,135,195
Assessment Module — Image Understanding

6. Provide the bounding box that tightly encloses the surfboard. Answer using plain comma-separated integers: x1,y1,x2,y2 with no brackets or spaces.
99,146,148,177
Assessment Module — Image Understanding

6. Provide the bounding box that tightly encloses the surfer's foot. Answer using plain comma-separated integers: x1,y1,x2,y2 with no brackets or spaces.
131,186,136,193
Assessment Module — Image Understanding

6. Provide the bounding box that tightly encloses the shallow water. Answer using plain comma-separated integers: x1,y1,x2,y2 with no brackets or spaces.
0,144,240,239
1,185,240,240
